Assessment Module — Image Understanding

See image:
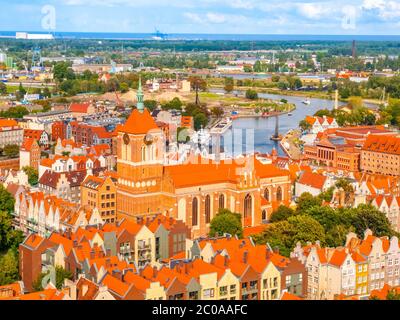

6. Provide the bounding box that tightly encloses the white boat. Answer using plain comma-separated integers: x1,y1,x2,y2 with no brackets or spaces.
302,98,311,105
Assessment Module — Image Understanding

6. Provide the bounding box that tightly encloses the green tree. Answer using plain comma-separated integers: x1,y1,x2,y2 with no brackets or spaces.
162,97,183,110
53,62,75,82
351,204,394,238
15,83,26,101
224,77,234,93
211,107,224,118
194,113,208,131
271,75,280,83
3,144,19,158
288,215,326,248
270,205,295,223
386,289,400,300
0,185,15,213
0,82,6,95
296,192,322,213
299,119,312,132
22,166,39,186
32,266,73,291
254,215,326,257
0,249,19,286
120,82,129,93
245,89,258,100
209,209,243,238
0,211,23,252
144,100,158,112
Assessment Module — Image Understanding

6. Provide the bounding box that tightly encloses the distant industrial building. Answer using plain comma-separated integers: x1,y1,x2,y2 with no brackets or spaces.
15,32,54,40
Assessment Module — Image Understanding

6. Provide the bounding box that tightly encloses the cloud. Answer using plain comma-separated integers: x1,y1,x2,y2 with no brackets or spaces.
361,0,400,20
183,12,204,23
362,0,386,10
184,11,248,25
206,13,227,23
296,2,331,20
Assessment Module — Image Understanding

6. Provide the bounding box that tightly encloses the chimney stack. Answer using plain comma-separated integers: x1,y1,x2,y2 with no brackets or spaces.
243,251,248,264
266,247,271,260
224,255,229,267
112,269,122,281
105,258,111,268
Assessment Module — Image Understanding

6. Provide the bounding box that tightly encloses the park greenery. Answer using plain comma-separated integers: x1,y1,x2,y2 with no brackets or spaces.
253,192,397,257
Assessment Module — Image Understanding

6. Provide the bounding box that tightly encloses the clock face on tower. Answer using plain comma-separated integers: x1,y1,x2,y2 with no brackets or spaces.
123,133,130,145
144,133,154,145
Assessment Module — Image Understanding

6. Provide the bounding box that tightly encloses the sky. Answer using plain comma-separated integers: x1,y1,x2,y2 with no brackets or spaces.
0,0,400,35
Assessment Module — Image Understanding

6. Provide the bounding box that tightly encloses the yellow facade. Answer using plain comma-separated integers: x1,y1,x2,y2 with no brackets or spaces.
217,269,240,300
81,176,117,224
260,263,281,300
355,262,368,295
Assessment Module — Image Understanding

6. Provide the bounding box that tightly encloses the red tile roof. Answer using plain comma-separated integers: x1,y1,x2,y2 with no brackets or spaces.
363,134,400,155
297,171,327,190
118,109,159,135
70,102,91,114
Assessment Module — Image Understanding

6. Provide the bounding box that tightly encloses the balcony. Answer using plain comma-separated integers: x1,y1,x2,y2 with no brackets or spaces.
138,254,152,261
138,244,151,250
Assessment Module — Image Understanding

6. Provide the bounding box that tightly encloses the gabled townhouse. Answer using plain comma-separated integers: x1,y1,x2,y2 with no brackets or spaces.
13,191,103,236
82,255,136,284
24,129,49,148
19,234,56,291
291,242,329,300
172,258,221,300
370,195,400,232
19,138,41,171
211,256,241,300
384,236,400,287
64,241,107,280
140,265,188,300
38,170,87,203
64,277,116,300
346,230,388,292
102,219,156,268
304,116,338,134
146,214,191,261
352,251,368,295
326,248,356,299
54,138,85,156
123,271,166,300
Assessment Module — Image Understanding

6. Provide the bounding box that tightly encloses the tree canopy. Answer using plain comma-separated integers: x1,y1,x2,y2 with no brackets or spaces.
209,209,243,238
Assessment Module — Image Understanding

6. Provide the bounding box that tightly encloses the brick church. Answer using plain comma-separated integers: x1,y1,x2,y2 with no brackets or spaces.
116,80,292,238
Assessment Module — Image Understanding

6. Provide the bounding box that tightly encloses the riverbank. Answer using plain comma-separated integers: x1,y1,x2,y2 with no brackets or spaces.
280,129,303,160
209,84,334,100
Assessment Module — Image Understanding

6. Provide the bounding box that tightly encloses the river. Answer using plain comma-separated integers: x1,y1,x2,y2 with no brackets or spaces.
212,90,348,156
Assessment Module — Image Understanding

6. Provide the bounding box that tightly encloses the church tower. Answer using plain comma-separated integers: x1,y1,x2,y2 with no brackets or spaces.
116,80,169,220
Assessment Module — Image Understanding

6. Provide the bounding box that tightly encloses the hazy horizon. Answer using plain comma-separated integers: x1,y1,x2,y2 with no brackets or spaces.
1,1,400,35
